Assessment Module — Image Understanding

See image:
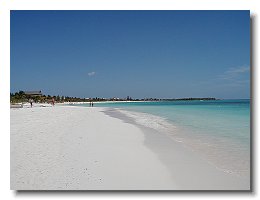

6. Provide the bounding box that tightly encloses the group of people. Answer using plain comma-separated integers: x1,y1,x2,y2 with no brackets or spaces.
28,98,55,108
28,98,94,108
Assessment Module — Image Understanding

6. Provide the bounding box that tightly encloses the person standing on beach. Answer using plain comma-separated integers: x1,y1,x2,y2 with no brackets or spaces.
52,98,55,106
89,101,92,107
29,99,33,108
92,102,94,107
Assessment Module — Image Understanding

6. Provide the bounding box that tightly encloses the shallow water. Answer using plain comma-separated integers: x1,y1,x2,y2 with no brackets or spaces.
73,99,250,177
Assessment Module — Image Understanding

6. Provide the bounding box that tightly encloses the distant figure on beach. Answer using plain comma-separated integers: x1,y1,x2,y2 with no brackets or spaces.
92,102,94,107
52,98,55,106
29,99,33,108
89,102,92,107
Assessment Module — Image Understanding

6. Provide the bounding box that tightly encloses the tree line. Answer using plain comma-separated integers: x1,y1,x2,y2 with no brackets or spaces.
10,91,105,104
10,91,216,104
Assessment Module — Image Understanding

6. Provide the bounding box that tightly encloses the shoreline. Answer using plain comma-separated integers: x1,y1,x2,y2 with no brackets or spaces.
11,105,250,190
110,108,250,179
103,108,250,190
11,106,177,190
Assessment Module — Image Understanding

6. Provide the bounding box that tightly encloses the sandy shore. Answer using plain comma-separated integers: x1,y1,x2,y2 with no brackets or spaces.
10,105,250,190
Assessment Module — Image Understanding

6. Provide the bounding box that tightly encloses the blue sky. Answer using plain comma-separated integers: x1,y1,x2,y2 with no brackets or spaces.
11,11,250,99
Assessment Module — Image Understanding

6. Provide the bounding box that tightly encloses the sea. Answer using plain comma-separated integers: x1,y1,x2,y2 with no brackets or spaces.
72,99,250,177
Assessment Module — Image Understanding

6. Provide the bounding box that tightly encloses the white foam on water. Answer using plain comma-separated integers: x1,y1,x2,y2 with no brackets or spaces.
116,108,177,133
115,108,250,178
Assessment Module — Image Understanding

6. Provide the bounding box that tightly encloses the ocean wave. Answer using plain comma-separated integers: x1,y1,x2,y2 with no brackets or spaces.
116,109,177,133
115,108,250,177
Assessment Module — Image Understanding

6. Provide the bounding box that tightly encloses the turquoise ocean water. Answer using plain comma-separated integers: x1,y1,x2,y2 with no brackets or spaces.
73,99,250,177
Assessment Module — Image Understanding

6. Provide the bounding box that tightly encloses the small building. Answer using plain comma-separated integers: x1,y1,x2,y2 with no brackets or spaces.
24,91,42,97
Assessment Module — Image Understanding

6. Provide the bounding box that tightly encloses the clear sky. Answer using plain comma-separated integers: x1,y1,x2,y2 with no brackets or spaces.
11,11,250,99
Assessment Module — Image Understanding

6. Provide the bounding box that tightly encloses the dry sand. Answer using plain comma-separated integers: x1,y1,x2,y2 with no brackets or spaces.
10,105,250,190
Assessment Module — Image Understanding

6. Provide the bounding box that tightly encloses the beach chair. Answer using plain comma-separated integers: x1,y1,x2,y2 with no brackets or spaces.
10,104,23,108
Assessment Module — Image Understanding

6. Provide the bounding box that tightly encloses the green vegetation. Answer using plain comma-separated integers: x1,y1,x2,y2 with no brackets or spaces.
10,91,107,104
10,90,216,104
10,91,28,103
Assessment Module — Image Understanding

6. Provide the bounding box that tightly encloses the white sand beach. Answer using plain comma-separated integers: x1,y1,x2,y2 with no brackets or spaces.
10,105,250,190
